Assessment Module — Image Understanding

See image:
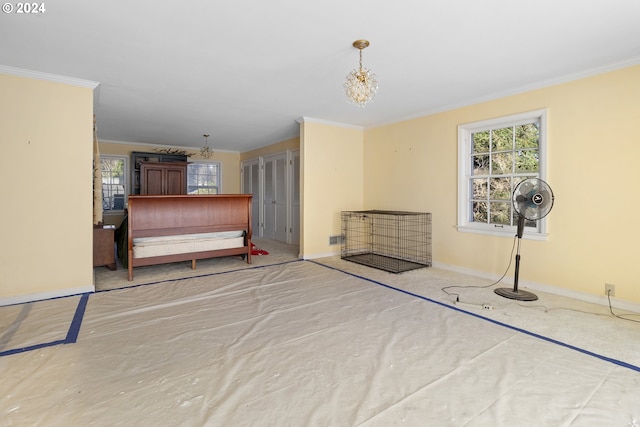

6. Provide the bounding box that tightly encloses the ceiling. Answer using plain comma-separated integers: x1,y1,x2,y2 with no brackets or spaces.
2,0,640,153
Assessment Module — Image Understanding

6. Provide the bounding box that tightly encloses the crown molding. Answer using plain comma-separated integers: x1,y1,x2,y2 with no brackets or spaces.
371,56,640,130
0,64,100,89
298,116,364,130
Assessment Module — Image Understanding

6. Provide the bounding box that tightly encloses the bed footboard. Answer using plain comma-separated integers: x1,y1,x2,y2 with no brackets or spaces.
127,194,252,280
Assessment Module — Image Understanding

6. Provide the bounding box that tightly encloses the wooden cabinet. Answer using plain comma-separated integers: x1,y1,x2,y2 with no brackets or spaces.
131,151,188,195
140,162,187,195
93,226,116,270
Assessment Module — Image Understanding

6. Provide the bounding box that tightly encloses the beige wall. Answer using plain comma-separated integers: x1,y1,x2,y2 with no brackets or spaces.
4,64,640,307
0,73,94,304
364,65,640,305
241,136,299,161
300,119,364,257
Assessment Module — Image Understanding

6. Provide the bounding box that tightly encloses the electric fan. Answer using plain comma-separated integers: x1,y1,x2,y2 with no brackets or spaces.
494,178,554,301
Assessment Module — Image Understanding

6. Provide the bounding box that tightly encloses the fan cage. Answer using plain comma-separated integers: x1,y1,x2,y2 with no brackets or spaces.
341,210,432,273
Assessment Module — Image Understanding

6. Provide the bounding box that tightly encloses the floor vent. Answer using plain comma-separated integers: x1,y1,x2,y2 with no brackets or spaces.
329,235,343,245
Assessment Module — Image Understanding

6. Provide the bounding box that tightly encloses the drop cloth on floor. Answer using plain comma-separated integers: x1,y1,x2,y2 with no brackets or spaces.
0,295,82,354
1,261,639,426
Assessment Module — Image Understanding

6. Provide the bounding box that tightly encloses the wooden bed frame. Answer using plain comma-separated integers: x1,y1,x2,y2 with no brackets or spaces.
127,194,252,280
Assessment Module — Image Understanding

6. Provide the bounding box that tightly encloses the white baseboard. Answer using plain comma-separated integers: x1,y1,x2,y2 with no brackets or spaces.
432,261,640,314
303,251,339,260
0,285,94,307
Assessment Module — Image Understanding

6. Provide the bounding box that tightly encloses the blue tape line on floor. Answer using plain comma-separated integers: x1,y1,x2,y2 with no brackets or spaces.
65,293,89,344
310,260,640,373
0,293,90,358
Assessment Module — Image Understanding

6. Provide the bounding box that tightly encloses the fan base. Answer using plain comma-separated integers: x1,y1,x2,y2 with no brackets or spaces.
494,288,538,301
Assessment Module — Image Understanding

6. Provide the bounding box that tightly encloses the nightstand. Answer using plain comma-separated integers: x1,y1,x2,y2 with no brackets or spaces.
93,226,116,270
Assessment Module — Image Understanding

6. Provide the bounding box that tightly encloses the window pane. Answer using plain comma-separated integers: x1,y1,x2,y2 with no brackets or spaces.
492,127,513,151
490,201,511,225
472,178,488,199
472,154,490,175
515,123,539,149
101,157,126,211
491,152,513,175
473,201,488,224
515,150,539,173
187,162,219,194
472,131,490,153
489,177,511,200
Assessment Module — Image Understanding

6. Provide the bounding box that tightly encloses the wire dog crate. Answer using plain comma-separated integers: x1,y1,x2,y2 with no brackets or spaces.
341,210,432,273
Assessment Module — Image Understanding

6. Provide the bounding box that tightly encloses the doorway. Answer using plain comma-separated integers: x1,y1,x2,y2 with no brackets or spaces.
241,150,299,245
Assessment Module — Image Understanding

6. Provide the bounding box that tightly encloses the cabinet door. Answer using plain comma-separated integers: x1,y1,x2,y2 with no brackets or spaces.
141,162,187,194
141,165,165,195
165,167,186,194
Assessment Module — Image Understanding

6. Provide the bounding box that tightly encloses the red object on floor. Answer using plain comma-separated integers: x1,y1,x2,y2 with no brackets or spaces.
251,243,269,256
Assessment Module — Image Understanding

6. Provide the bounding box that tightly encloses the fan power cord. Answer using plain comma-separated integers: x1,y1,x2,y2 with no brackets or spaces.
441,233,517,301
606,289,640,324
454,300,494,311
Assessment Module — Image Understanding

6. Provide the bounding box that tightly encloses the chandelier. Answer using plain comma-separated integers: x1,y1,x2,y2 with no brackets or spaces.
344,39,378,107
200,134,214,159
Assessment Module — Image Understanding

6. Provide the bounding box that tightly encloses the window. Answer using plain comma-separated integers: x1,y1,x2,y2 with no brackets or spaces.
100,155,127,212
457,109,547,238
187,162,220,194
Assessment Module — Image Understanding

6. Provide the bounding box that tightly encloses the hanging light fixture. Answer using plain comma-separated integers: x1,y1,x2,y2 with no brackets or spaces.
200,133,214,159
344,39,378,107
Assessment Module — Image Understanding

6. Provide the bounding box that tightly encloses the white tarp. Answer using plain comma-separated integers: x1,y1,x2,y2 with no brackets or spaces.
1,261,639,426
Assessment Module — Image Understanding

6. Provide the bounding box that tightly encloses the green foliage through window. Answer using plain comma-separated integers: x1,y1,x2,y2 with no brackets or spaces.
470,122,540,227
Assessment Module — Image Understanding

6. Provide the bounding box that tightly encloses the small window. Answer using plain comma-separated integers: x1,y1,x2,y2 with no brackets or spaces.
100,155,127,212
458,110,547,238
187,162,220,194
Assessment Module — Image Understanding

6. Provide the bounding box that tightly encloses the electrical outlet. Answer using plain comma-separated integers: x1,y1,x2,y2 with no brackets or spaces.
605,283,615,297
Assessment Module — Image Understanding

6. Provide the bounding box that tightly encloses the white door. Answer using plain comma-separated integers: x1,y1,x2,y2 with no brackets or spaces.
241,159,261,237
263,153,288,242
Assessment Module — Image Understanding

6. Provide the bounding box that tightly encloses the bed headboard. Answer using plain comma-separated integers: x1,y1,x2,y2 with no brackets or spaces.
127,194,253,239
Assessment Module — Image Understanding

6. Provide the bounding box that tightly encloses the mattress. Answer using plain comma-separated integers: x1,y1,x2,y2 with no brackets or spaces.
133,231,245,259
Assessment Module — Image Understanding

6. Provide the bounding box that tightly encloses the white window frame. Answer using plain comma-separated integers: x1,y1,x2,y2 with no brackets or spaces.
457,109,548,240
100,155,128,213
187,161,221,194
